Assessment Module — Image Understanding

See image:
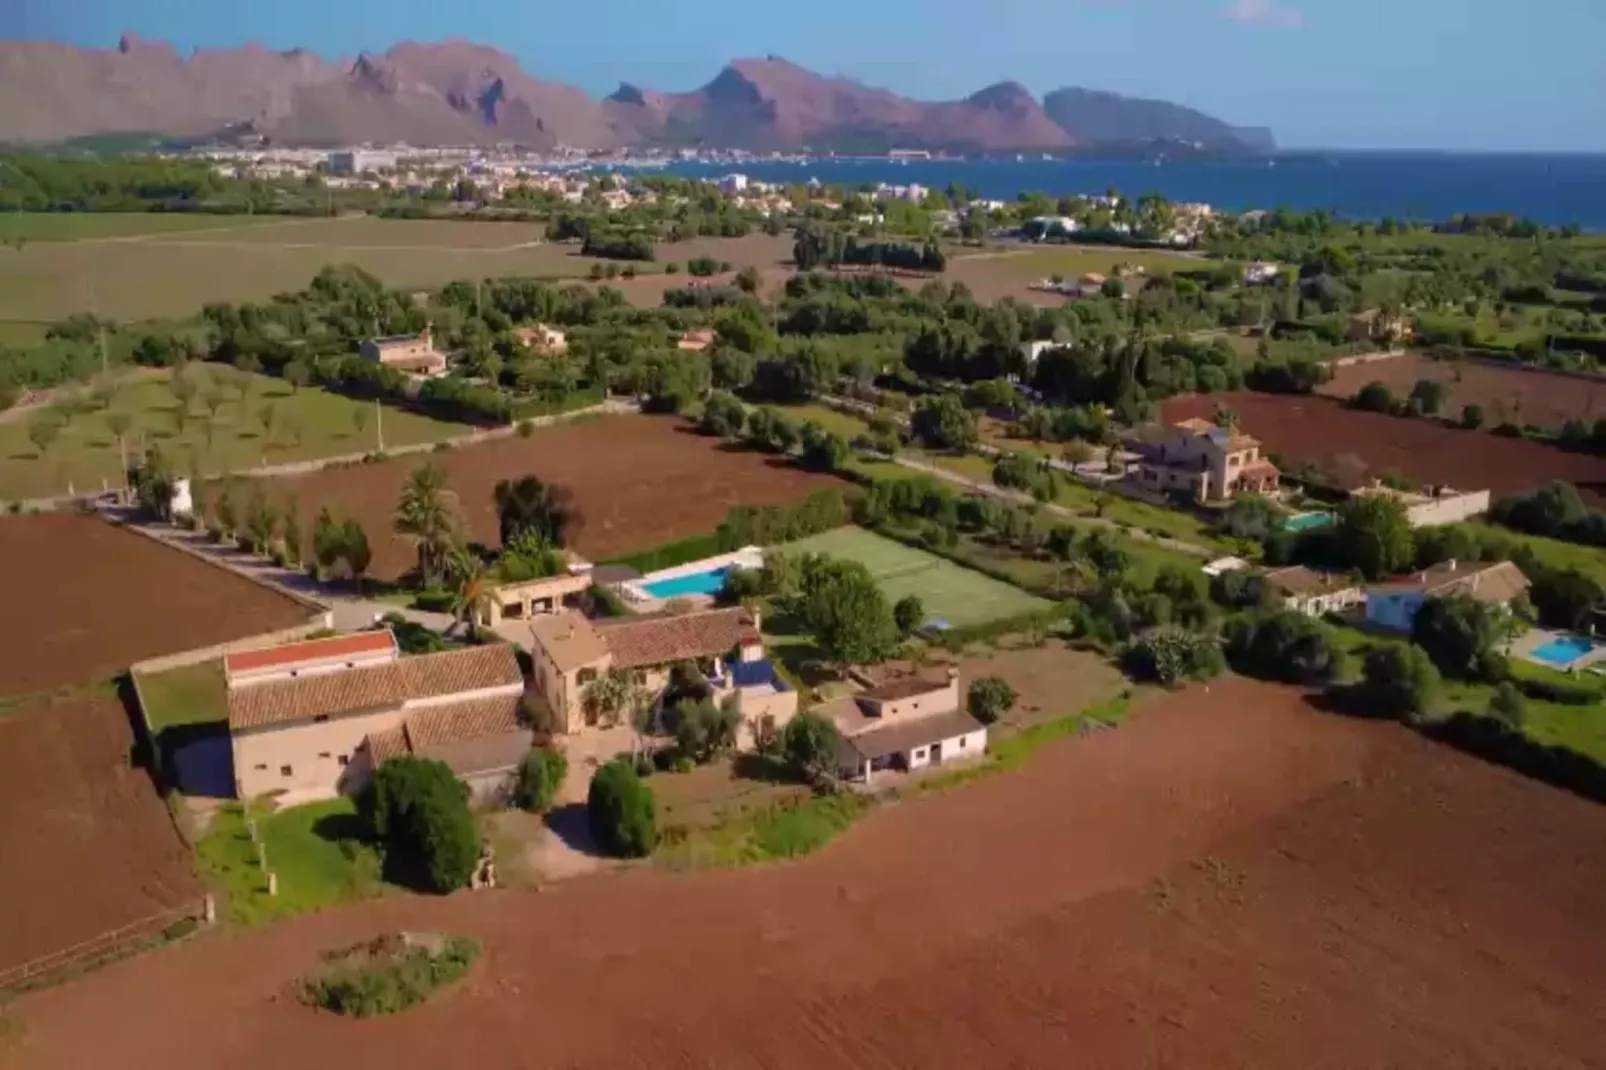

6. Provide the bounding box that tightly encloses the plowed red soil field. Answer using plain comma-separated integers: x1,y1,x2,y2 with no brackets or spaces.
1163,391,1606,505
10,678,1604,1069
0,515,309,698
256,415,849,581
1320,353,1606,428
0,692,201,984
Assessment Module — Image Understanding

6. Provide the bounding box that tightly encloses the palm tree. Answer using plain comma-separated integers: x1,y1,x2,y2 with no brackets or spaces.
493,474,576,547
445,545,489,636
394,460,458,589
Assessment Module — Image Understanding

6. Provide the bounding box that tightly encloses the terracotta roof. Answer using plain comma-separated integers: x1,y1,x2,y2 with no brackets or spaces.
1369,560,1530,605
841,710,987,763
597,607,749,669
1240,459,1280,477
1264,565,1357,598
1174,418,1215,434
1226,434,1262,451
861,675,954,703
225,630,397,676
366,726,410,764
529,611,610,672
404,694,525,749
229,644,523,732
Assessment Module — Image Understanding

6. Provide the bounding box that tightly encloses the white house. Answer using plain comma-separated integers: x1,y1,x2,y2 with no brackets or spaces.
1363,560,1530,633
822,669,987,785
1262,566,1364,618
717,173,749,194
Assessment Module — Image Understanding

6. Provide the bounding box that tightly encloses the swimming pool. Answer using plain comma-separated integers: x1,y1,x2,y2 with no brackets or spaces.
641,565,734,599
1530,635,1597,667
1284,511,1335,532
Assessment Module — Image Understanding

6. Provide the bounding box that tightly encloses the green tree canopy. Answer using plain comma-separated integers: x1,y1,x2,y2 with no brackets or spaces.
587,758,657,858
1334,494,1415,580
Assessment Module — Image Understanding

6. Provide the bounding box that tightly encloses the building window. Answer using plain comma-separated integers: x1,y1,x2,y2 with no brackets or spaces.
577,668,598,686
254,763,267,771
314,714,330,724
280,765,293,777
914,749,926,760
318,752,332,759
337,755,350,767
959,737,967,748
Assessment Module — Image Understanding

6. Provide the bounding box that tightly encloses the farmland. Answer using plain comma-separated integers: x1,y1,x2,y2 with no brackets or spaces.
0,514,309,699
1319,352,1606,428
775,525,1052,628
0,217,794,323
0,364,470,501
943,244,1199,304
0,691,202,985
1162,391,1606,506
10,676,1606,1069
254,414,850,582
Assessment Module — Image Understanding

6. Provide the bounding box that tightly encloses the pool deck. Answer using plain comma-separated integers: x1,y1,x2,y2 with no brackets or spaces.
615,546,765,614
1512,628,1606,673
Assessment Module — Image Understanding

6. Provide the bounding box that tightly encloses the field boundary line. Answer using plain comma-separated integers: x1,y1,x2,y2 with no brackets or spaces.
0,897,210,993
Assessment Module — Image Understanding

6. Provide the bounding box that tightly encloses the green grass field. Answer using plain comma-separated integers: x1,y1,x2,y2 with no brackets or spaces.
776,525,1051,627
1472,523,1606,586
196,798,382,926
1,364,469,500
135,659,225,732
955,245,1199,282
0,218,792,322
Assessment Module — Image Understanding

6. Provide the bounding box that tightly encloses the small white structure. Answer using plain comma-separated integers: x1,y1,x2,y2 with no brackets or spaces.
717,173,749,194
1201,556,1251,578
1243,260,1281,285
169,476,195,520
823,669,988,786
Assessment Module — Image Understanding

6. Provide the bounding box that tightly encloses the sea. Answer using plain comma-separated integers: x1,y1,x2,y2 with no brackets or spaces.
652,153,1606,231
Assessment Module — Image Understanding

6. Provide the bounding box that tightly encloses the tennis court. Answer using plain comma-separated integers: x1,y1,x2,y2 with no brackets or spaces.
776,526,1051,628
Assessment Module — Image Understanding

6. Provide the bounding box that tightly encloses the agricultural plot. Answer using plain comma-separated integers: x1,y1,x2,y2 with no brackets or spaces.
256,414,849,582
0,217,793,323
0,212,287,243
0,691,202,985
13,677,1606,1069
0,515,309,699
0,364,469,501
1162,391,1606,507
1319,352,1606,428
775,525,1051,628
944,244,1198,304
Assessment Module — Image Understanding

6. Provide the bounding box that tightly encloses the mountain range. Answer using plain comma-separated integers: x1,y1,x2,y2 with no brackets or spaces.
0,35,1274,154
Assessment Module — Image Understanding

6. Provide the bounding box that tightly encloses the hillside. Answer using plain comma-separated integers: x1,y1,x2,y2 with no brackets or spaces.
0,36,1272,153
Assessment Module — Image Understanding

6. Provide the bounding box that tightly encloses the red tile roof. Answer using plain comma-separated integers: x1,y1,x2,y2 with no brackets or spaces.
363,695,530,775
225,630,396,676
229,644,522,732
596,607,749,669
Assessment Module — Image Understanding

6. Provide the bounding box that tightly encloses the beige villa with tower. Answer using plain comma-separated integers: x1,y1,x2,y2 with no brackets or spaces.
360,326,447,378
1132,417,1280,503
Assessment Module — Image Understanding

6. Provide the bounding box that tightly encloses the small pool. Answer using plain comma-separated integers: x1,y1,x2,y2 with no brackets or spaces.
1284,511,1335,533
1530,635,1597,667
641,566,734,599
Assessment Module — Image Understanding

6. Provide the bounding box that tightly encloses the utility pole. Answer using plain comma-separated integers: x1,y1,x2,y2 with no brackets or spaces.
375,399,384,454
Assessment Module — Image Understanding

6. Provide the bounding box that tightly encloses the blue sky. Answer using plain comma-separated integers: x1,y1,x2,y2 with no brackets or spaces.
6,0,1604,151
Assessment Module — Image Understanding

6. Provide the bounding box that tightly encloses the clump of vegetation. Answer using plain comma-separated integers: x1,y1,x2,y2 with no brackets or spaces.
301,933,478,1018
358,757,480,893
1121,628,1224,687
588,757,657,858
966,676,1017,725
513,746,568,814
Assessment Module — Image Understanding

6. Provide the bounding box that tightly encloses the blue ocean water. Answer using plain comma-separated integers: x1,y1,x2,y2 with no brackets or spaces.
658,154,1606,231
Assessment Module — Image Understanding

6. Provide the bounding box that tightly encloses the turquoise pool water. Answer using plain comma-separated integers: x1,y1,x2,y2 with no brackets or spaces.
1530,635,1596,666
1285,512,1335,532
642,565,734,599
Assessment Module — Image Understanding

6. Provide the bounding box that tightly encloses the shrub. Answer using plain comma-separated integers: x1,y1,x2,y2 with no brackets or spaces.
967,676,1017,725
360,758,479,893
302,935,479,1018
1348,381,1394,413
1489,681,1527,728
412,588,455,613
587,758,657,858
1352,643,1441,721
1121,628,1223,686
893,594,925,637
1224,611,1342,684
781,711,842,783
513,746,568,814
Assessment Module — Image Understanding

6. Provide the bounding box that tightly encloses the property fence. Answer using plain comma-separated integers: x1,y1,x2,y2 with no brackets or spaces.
0,896,212,994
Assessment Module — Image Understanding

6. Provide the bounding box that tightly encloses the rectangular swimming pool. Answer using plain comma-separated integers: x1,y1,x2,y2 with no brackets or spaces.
1530,635,1596,667
641,566,734,599
1284,511,1335,533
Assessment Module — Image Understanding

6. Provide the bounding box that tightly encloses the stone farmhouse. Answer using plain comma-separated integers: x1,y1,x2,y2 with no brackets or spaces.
359,326,447,378
225,631,527,803
528,606,797,748
820,668,988,785
1132,418,1280,503
514,323,568,354
1262,565,1365,618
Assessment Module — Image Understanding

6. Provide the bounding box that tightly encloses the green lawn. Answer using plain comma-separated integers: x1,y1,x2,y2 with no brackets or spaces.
776,525,1051,627
135,659,226,732
1473,523,1606,586
1,363,470,500
196,798,382,926
0,212,292,243
773,402,874,439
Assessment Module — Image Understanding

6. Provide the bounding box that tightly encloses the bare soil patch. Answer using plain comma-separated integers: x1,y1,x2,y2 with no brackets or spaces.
0,692,202,982
1163,391,1606,505
1320,352,1606,428
12,677,1605,1069
0,515,309,698
255,415,849,582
